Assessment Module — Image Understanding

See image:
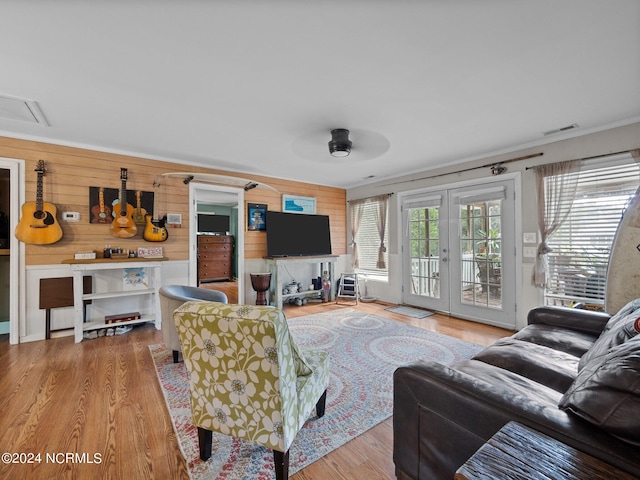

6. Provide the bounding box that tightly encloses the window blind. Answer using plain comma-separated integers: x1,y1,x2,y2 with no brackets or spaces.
545,155,639,305
354,199,389,276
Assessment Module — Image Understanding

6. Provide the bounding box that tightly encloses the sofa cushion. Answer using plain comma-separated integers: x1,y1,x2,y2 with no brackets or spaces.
578,310,640,371
559,337,640,445
511,324,598,357
472,338,579,393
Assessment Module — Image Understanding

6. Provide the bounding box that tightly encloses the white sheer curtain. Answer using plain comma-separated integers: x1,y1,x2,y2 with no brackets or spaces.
348,198,366,268
531,159,580,287
371,194,389,269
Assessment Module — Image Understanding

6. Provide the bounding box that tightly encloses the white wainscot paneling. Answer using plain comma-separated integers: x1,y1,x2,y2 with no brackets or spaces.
160,260,190,287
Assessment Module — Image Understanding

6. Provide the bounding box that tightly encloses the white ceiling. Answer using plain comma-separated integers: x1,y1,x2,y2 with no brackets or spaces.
1,1,639,189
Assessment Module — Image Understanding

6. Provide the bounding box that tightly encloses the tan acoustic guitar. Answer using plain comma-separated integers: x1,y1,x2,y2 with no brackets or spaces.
132,190,147,225
110,168,137,238
14,160,63,245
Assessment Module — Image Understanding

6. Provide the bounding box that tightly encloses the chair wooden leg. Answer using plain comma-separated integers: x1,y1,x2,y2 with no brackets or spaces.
316,389,327,418
198,427,212,460
172,350,180,363
273,449,290,480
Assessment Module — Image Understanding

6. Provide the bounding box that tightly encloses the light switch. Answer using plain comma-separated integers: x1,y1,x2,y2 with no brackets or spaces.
62,211,80,222
523,232,537,244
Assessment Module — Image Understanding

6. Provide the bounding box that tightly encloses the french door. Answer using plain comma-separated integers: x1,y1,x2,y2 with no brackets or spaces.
401,179,517,329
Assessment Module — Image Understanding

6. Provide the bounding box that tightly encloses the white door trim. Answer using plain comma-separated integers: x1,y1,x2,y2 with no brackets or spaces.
0,157,25,344
189,182,244,302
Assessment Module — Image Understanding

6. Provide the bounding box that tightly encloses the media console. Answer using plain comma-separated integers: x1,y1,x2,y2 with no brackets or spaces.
265,255,337,309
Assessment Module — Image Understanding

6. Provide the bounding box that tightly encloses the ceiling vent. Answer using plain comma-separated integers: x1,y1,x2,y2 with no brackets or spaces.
543,123,579,136
0,94,48,126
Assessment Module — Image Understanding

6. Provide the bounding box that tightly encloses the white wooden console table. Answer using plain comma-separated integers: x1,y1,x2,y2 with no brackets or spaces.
266,255,338,310
64,257,165,343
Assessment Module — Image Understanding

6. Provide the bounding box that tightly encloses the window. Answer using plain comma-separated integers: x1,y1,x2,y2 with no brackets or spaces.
545,154,639,306
350,195,389,278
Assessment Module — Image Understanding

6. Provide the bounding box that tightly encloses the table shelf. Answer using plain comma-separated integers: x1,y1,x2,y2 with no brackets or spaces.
82,288,156,301
281,290,322,300
83,314,156,332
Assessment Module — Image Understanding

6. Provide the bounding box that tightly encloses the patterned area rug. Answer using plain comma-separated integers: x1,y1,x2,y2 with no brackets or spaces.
150,308,482,479
385,305,435,318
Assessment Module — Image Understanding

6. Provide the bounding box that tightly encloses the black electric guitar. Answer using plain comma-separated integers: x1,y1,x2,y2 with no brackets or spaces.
14,160,63,245
110,168,137,238
143,180,168,242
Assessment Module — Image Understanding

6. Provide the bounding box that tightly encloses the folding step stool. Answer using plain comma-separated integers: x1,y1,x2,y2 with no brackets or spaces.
336,273,359,305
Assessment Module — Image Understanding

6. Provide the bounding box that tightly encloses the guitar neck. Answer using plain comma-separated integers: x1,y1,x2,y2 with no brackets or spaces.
36,170,44,212
119,179,127,215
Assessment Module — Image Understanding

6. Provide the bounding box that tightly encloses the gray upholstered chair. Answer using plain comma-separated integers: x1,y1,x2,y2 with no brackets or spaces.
159,285,228,362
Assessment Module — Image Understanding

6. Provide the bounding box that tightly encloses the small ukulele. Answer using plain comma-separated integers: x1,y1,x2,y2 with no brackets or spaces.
14,160,63,245
132,190,147,225
110,168,137,238
91,187,112,223
143,180,169,242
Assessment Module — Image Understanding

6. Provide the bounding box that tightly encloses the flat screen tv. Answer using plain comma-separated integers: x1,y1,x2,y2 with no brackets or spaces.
197,214,230,234
266,211,332,257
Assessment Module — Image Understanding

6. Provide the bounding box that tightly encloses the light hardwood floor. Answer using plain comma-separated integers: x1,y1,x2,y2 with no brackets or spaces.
0,301,512,480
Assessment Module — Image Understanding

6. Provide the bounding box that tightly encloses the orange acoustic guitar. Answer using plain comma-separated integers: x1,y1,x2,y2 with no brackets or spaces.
91,187,112,223
110,168,137,238
14,160,63,245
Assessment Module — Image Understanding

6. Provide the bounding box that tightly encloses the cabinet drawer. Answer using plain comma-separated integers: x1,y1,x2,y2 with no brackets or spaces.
200,253,230,261
200,262,230,272
199,244,231,253
198,235,232,244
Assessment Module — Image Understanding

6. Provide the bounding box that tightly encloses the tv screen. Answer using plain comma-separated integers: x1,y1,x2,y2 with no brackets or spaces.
266,211,332,257
198,214,230,234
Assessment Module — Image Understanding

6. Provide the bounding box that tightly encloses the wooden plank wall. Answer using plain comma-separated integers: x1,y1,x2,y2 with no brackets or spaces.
0,136,346,265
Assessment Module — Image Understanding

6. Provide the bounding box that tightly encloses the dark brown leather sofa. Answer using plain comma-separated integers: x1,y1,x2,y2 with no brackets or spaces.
393,303,640,480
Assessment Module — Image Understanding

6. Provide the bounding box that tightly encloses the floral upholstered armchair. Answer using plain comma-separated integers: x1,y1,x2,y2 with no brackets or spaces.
173,301,330,480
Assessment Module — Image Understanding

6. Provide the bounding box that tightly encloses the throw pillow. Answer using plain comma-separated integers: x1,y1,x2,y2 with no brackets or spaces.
559,337,640,445
604,298,640,333
578,305,640,371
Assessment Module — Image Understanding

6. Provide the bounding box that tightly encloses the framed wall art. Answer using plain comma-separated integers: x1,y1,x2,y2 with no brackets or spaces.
89,186,154,225
247,203,267,231
282,195,316,214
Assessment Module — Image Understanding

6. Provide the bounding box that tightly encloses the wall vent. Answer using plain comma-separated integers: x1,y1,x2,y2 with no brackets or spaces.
543,123,579,136
0,94,48,126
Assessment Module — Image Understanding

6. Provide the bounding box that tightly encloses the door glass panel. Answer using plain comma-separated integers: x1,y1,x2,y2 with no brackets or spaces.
409,207,440,298
459,199,502,309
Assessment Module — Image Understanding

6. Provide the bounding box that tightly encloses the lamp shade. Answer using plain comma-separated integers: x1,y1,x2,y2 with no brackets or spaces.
328,129,352,157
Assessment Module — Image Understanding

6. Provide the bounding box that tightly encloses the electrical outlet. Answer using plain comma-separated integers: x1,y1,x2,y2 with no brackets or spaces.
523,246,537,258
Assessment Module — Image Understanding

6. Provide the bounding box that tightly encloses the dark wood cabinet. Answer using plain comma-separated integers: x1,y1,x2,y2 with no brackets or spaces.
198,235,233,282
